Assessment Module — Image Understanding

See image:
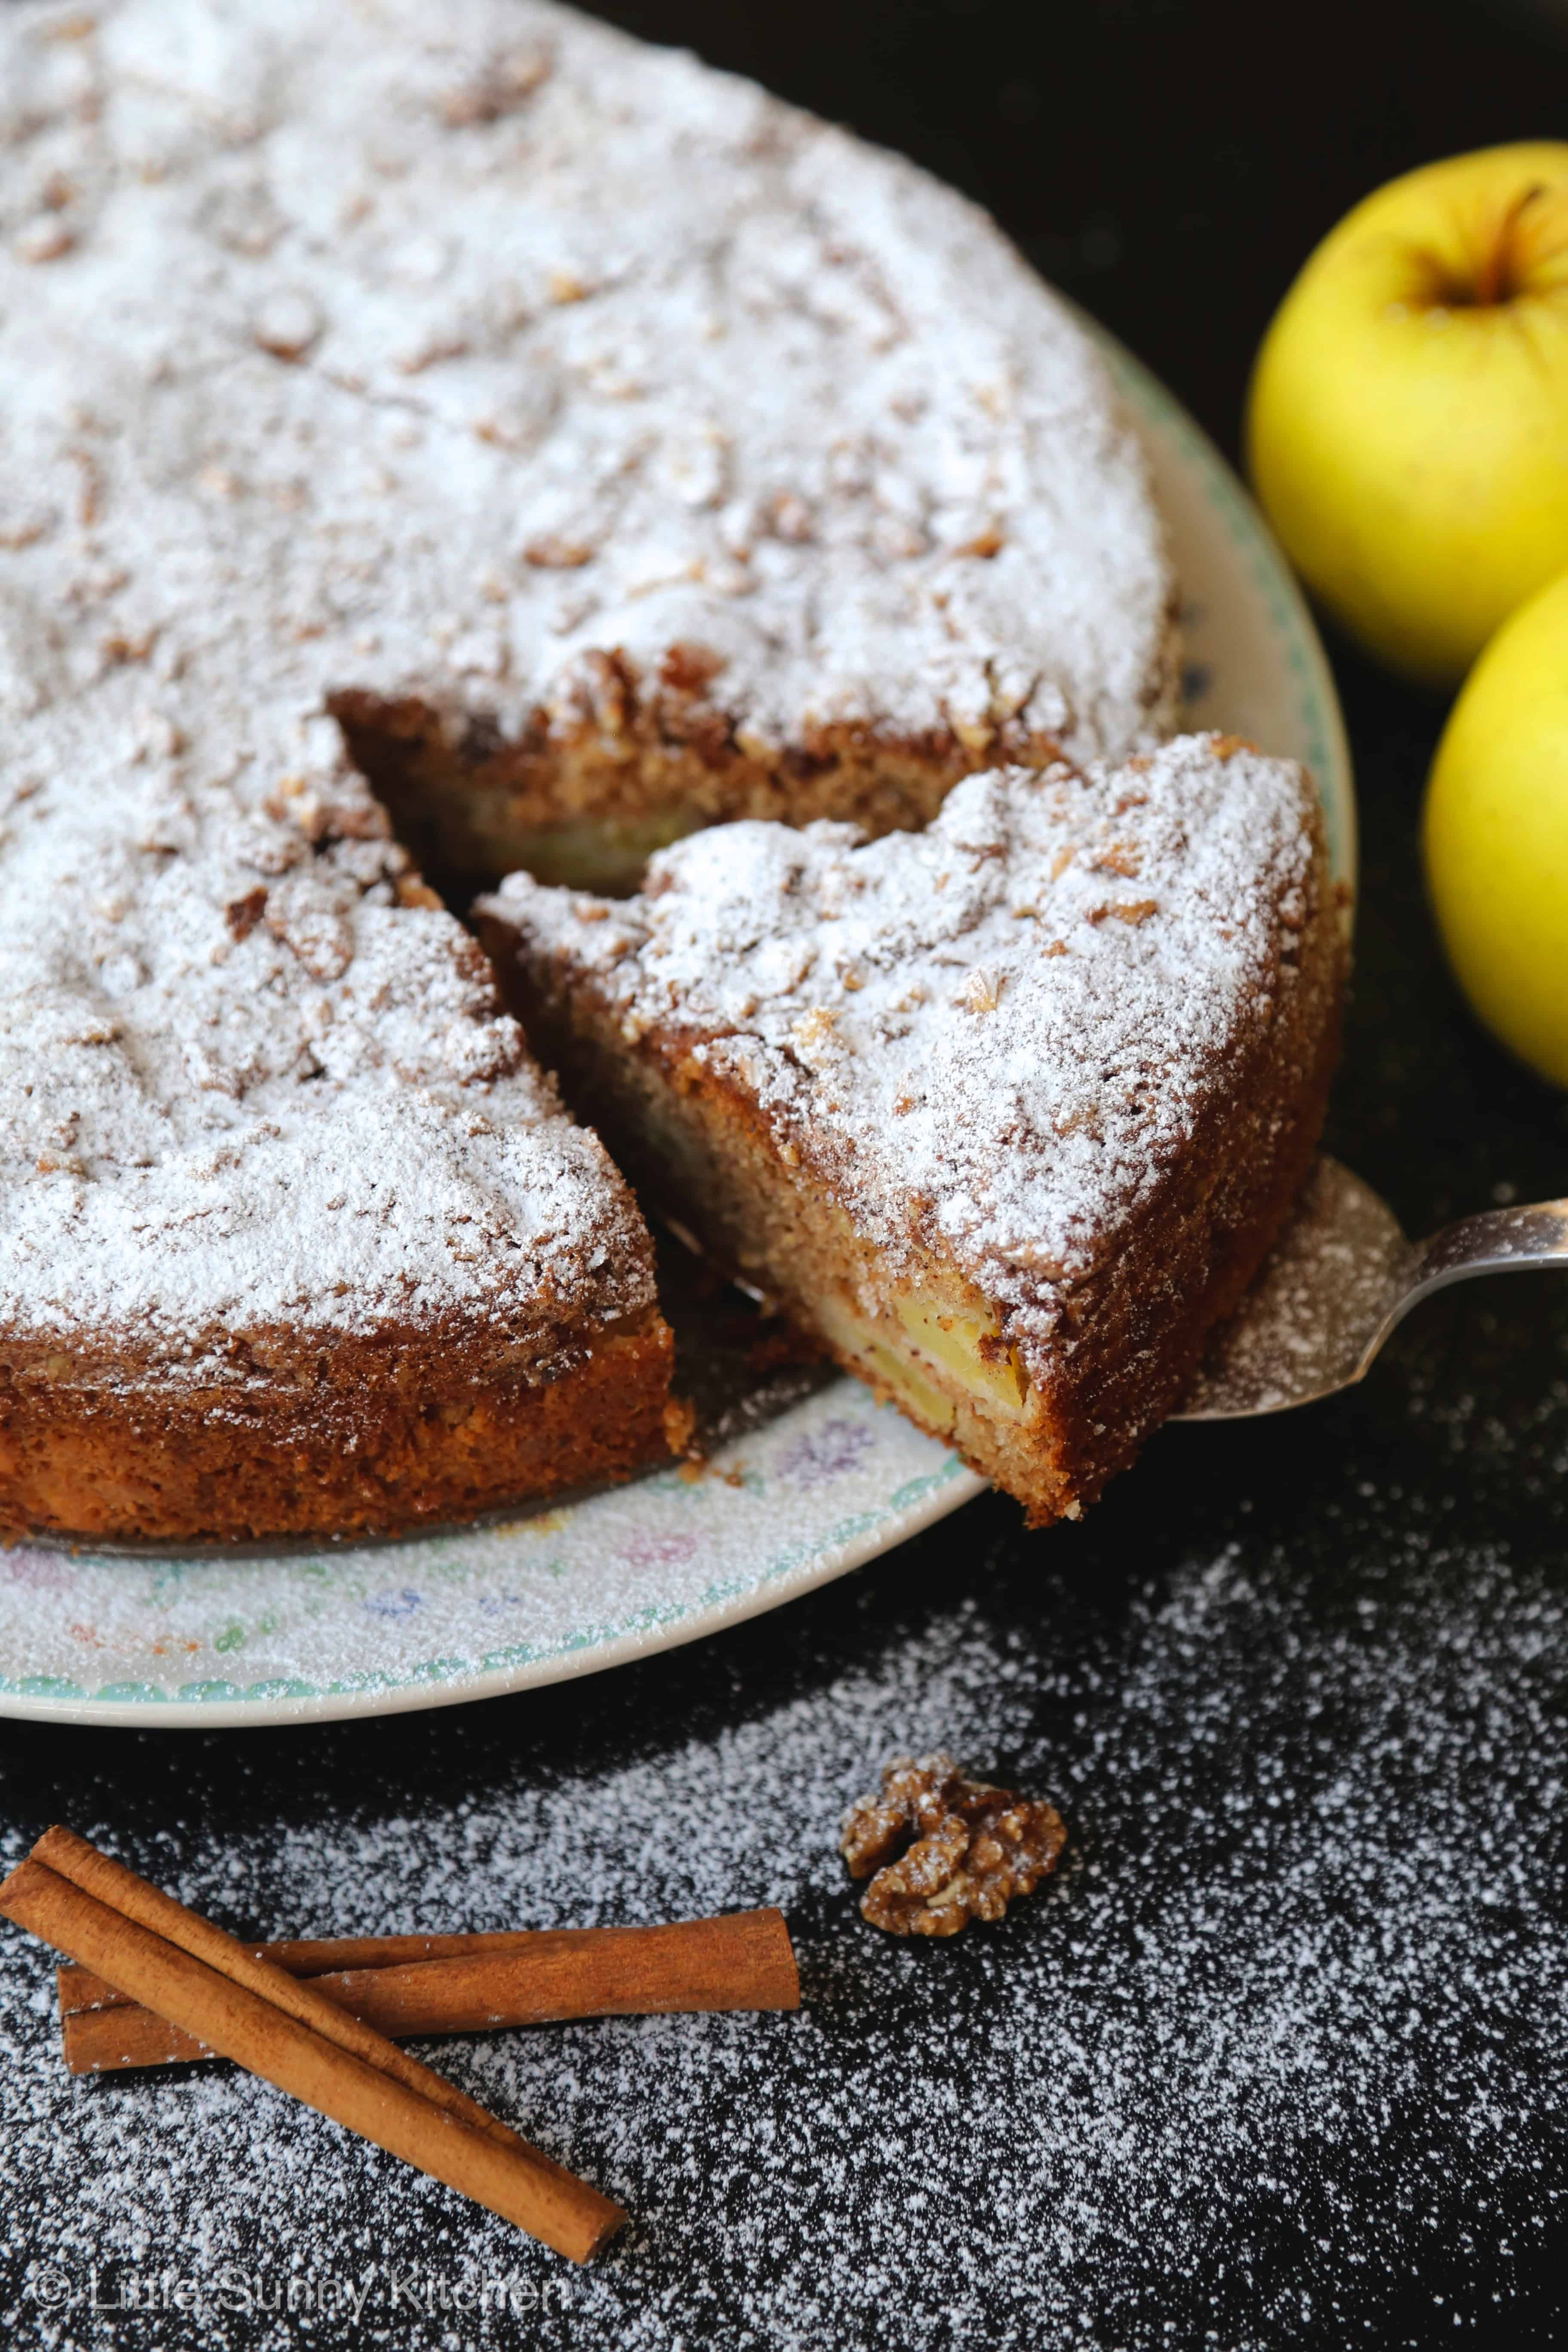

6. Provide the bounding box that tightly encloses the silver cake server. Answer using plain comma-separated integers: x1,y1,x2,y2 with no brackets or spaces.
1176,1157,1568,1419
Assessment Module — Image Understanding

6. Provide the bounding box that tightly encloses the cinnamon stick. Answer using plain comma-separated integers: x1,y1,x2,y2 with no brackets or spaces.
60,1908,800,2075
61,1928,564,2009
0,1831,624,2263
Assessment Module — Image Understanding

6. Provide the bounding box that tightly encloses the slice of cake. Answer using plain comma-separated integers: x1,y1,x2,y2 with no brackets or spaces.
478,736,1344,1527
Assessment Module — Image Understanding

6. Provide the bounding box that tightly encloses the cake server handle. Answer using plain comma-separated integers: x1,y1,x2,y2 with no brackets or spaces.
1356,1195,1568,1381
1179,1161,1568,1419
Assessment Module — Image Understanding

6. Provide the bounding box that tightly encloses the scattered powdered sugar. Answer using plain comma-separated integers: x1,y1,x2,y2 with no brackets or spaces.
487,736,1328,1358
2,1498,1563,2346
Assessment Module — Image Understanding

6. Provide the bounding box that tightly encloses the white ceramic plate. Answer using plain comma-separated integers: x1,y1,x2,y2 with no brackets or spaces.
0,324,1354,1729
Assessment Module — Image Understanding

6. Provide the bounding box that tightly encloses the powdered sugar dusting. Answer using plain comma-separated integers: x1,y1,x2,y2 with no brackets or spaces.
9,0,1169,765
486,736,1328,1361
0,0,1170,1367
0,710,652,1368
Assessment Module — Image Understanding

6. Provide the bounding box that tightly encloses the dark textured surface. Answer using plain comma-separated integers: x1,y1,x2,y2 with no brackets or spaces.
4,3,1567,2345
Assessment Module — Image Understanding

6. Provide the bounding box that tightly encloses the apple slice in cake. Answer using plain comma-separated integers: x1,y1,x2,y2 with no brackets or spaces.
478,735,1344,1526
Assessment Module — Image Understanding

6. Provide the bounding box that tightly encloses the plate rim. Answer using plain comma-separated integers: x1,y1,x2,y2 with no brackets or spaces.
0,318,1354,1731
0,1458,989,1730
1082,306,1356,893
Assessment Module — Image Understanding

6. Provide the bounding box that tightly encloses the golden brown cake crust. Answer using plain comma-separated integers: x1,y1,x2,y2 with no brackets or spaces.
0,1314,676,1547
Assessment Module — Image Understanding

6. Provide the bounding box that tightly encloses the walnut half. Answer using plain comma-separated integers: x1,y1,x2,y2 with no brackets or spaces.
841,1751,1066,1937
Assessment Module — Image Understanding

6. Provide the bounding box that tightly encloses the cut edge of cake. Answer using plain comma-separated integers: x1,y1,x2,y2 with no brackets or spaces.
328,665,1173,902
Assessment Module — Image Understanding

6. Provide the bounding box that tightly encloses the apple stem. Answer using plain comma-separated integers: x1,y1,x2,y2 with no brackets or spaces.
1473,182,1546,307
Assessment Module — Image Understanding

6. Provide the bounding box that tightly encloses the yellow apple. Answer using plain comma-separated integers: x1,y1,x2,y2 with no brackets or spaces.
1424,568,1568,1085
1246,144,1568,687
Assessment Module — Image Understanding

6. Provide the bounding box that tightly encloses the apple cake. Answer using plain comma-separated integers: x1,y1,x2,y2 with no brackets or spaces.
478,736,1344,1527
0,0,1197,1546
